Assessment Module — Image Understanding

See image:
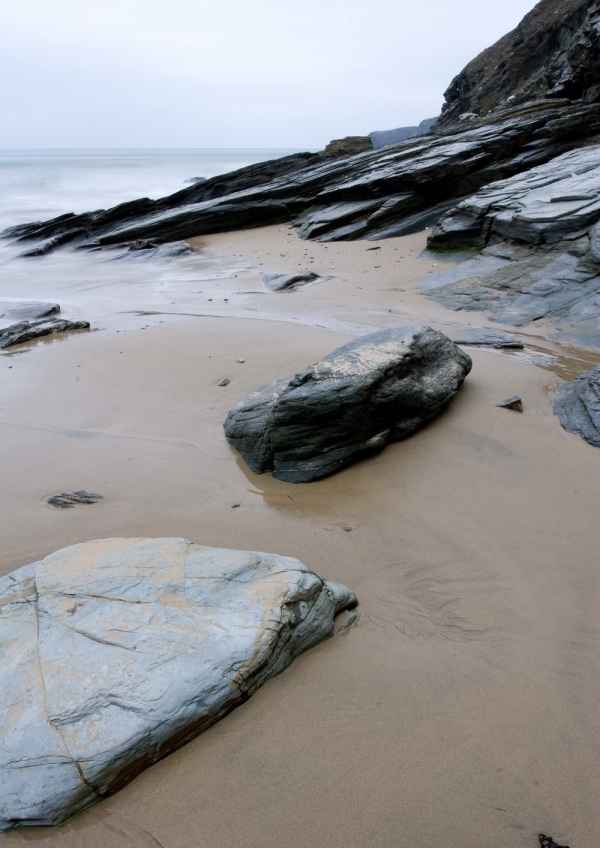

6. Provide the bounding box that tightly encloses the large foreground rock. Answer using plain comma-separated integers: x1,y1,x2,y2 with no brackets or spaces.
224,326,472,483
553,364,600,447
0,537,357,833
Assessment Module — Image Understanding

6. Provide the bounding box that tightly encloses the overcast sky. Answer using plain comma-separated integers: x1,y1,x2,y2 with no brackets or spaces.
1,0,540,149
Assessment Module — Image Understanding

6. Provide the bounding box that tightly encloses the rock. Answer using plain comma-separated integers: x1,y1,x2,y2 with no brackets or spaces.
8,100,600,251
451,329,524,348
369,117,437,149
0,301,60,327
0,319,90,350
19,228,87,257
322,136,373,157
429,145,600,250
46,491,104,508
0,537,357,833
262,271,319,291
496,396,523,412
553,364,600,446
539,835,570,848
128,239,158,250
216,378,230,386
223,326,472,483
184,176,207,184
437,0,597,128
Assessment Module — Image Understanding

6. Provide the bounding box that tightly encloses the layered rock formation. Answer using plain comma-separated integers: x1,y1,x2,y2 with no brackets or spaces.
223,326,471,483
0,537,357,833
5,101,600,250
423,145,600,349
553,364,600,446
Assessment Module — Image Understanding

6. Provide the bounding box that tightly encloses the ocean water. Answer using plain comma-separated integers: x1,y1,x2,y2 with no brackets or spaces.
0,148,302,332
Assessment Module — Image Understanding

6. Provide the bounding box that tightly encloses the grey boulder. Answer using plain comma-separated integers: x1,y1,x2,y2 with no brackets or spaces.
553,364,600,448
223,326,472,483
0,537,357,833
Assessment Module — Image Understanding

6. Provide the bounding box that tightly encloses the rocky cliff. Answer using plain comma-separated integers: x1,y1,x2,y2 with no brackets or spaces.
438,0,600,127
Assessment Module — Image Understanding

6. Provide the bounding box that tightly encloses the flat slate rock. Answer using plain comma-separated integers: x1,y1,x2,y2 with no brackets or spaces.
0,537,357,833
0,318,90,350
429,145,600,250
553,364,600,447
224,326,472,483
0,301,60,327
451,328,524,348
262,270,319,291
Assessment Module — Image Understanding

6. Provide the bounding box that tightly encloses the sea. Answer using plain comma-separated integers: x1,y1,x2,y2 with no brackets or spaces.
0,148,303,331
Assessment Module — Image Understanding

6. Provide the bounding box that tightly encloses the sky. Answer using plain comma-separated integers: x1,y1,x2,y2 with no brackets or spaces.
1,0,541,149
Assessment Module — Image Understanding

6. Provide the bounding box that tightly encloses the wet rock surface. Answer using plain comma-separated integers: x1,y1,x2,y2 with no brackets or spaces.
451,329,524,348
6,101,600,251
0,318,90,350
262,270,319,291
223,326,471,483
423,147,600,349
0,301,60,326
553,363,600,446
0,537,357,833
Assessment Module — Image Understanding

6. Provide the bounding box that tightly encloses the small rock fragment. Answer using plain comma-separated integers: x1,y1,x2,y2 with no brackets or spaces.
237,358,245,363
231,503,241,508
47,491,104,509
539,835,570,848
216,378,230,386
496,396,523,412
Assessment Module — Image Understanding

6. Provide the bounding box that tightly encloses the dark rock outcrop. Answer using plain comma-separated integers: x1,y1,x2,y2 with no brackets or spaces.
0,319,90,350
223,326,472,483
553,364,600,446
437,0,599,128
6,100,600,252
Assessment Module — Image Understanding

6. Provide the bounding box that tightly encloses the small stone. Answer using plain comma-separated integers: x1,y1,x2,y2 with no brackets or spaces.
496,396,523,412
237,358,245,363
231,503,241,508
47,491,104,509
216,378,230,387
343,526,353,532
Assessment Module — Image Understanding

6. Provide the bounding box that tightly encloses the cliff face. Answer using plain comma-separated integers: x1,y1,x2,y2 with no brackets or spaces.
438,0,600,127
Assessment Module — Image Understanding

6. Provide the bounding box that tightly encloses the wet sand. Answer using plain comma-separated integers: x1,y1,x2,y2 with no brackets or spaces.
1,227,599,847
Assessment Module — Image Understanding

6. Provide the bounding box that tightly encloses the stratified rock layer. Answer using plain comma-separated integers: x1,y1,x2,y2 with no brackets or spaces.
6,101,600,250
424,145,600,349
223,326,472,483
553,364,600,446
0,537,357,833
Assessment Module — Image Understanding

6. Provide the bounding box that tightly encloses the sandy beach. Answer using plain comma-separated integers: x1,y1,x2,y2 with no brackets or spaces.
1,226,599,847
